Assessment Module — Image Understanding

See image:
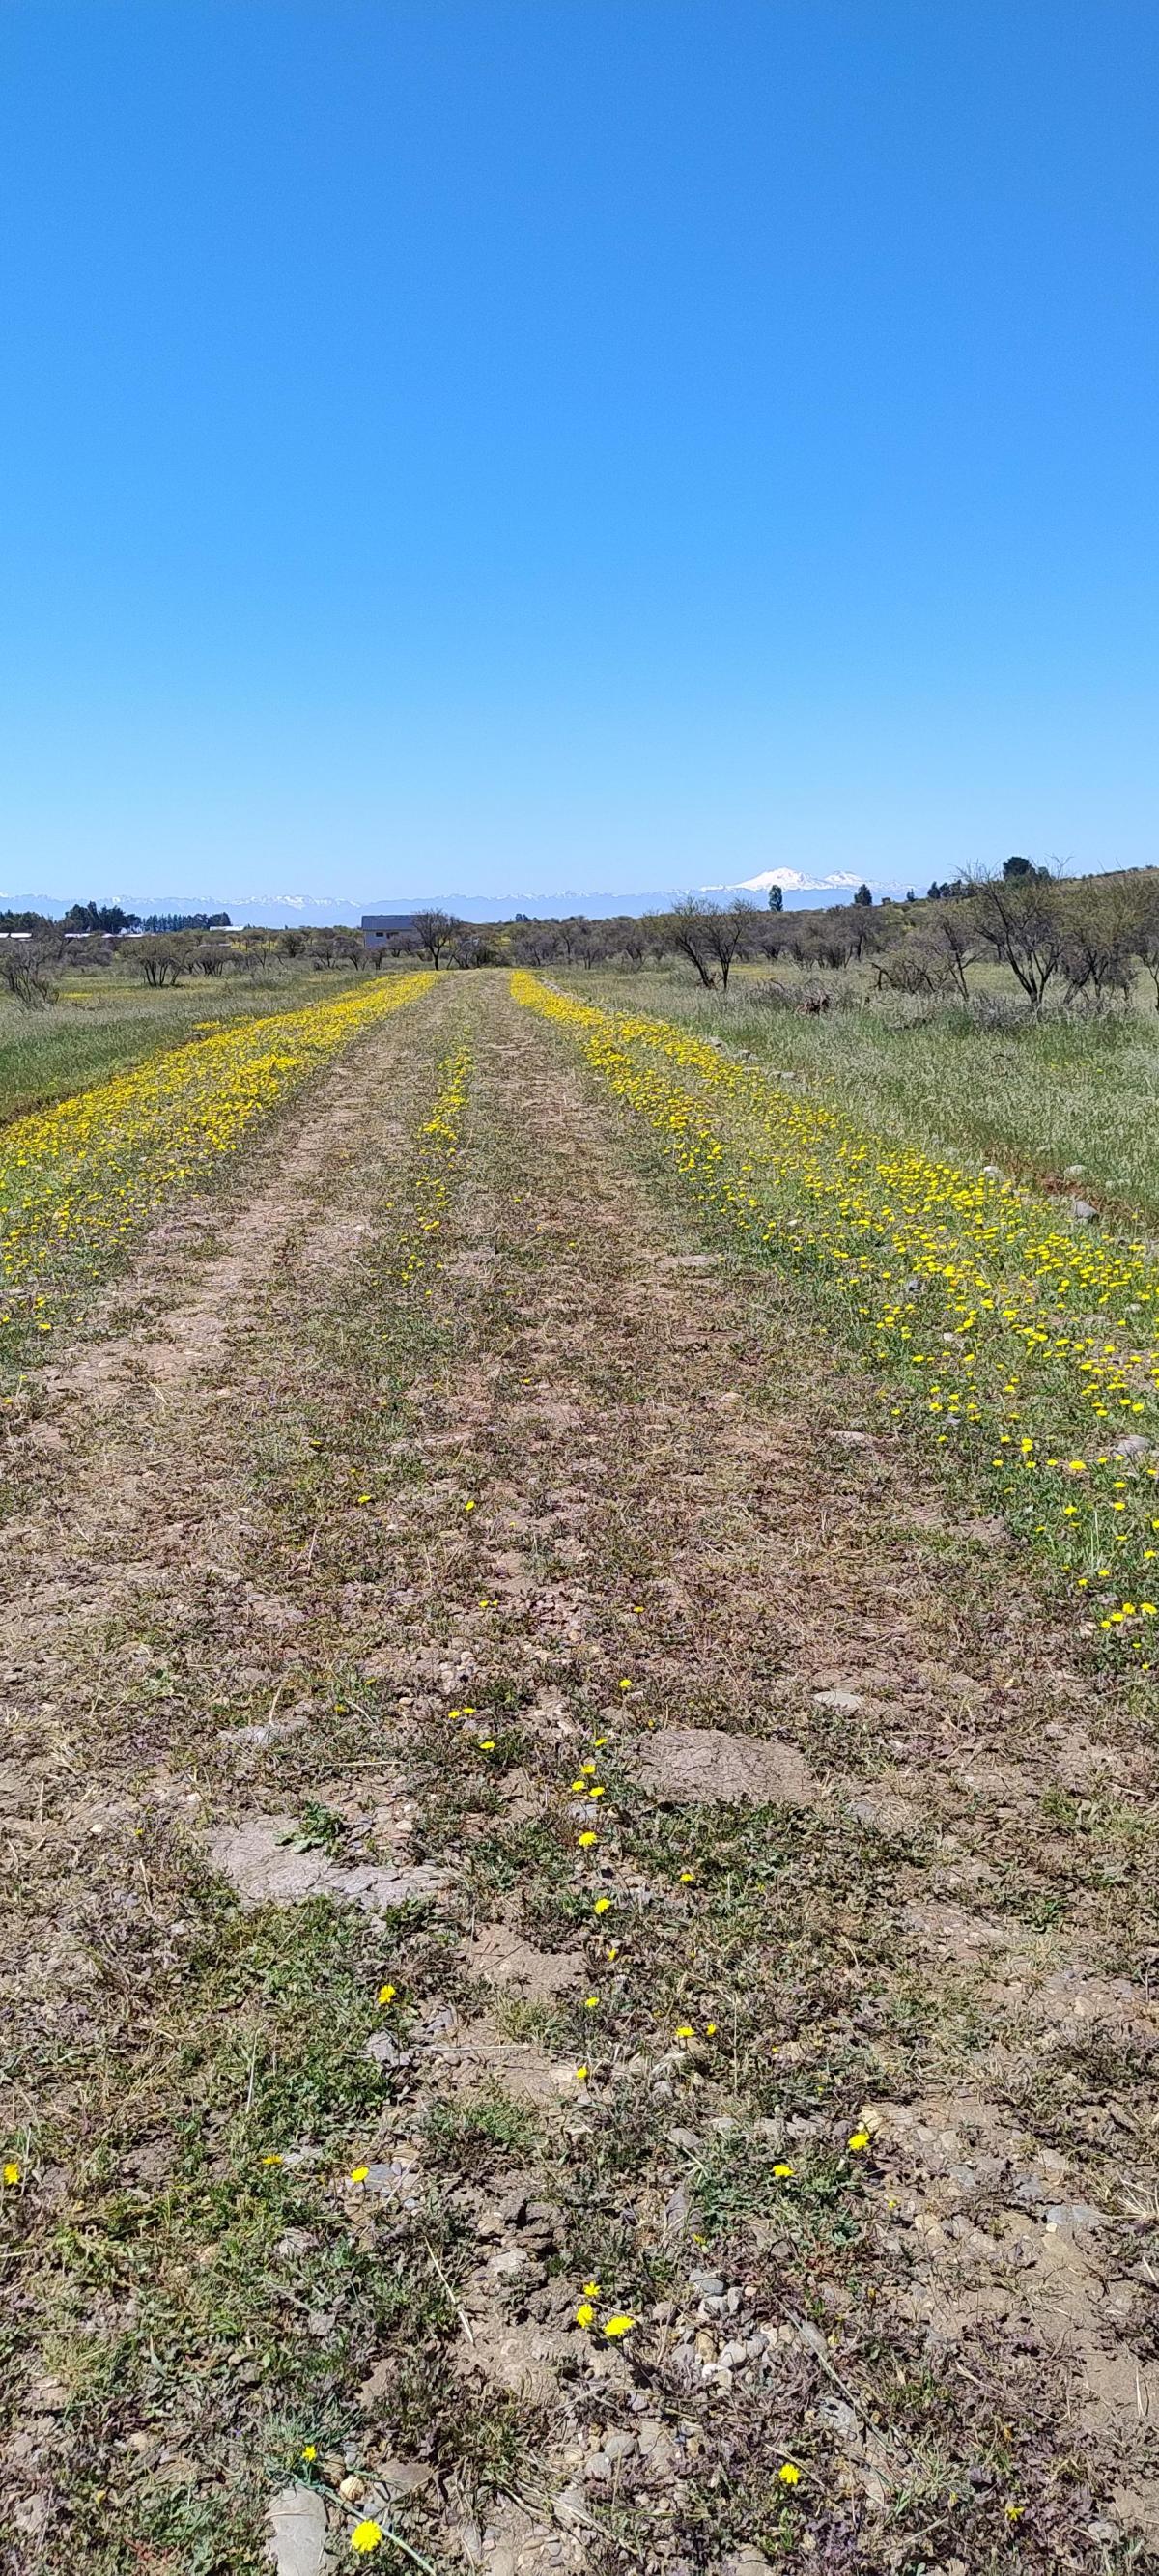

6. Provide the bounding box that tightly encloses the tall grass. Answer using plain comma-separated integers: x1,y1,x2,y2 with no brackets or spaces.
574,966,1159,1228
0,969,369,1125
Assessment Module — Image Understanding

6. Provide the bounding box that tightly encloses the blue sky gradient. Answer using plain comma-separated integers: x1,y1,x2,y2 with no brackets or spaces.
1,1,1156,909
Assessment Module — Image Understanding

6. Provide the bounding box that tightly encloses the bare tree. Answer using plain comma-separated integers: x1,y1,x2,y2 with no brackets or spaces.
701,898,755,991
0,936,60,1007
412,909,462,969
968,868,1065,1008
133,936,184,988
664,898,721,989
924,899,976,1000
1130,878,1159,1007
1060,884,1136,1005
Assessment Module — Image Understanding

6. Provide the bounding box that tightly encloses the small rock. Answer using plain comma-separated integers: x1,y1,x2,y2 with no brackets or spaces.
1086,2519,1120,2544
218,1716,308,1752
981,1165,1002,1180
27,2376,70,2414
813,1688,864,1718
723,2551,776,2576
604,2429,635,2461
553,2484,588,2530
363,2032,410,2069
1114,1434,1149,1459
337,2475,365,2503
377,2458,437,2497
583,2452,612,2482
1071,1199,1098,1224
816,2394,859,2442
266,2482,327,2576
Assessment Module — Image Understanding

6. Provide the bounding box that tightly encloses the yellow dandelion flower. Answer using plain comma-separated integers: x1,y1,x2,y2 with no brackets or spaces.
578,1829,598,1848
575,2302,595,2327
847,2129,871,2152
377,1983,396,2004
351,2522,384,2555
603,2313,636,2337
777,2461,800,2486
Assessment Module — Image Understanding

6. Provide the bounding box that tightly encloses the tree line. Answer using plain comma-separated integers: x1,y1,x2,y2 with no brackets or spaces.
3,863,1158,1011
395,867,1159,1009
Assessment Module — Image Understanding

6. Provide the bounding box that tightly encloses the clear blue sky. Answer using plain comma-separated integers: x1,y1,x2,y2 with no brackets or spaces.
1,0,1156,910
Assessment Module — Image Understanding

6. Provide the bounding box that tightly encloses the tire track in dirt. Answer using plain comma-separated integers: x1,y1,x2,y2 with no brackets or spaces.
0,985,455,2193
353,981,1159,2568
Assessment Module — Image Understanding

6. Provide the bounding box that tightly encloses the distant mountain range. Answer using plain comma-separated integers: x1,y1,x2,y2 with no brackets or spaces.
1,870,877,928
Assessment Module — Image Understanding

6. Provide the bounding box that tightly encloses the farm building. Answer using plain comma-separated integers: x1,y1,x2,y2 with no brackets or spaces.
362,912,419,953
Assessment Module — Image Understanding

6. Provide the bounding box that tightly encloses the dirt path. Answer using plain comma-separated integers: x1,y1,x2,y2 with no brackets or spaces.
2,975,1156,2576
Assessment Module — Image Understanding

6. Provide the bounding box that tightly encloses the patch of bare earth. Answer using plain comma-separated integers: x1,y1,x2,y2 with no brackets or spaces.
1,976,1156,2576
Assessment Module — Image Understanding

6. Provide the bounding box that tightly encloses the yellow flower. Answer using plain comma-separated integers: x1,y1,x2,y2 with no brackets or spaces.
705,2021,717,2035
581,2279,601,2297
351,2522,384,2554
674,2023,694,2041
575,2302,595,2327
377,1983,396,2004
583,1995,599,2009
261,2152,283,2166
301,2444,317,2462
578,1830,598,1848
580,1762,597,1776
603,2313,636,2337
777,2461,800,2485
477,1737,495,1751
773,2162,795,2179
618,1679,632,1690
847,2129,871,2152
3,2161,19,2185
349,2166,369,2184
575,2064,588,2081
593,1896,611,1915
678,1869,694,1883
464,1499,476,1513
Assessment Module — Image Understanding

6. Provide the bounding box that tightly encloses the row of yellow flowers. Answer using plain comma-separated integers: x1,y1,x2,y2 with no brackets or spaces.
398,1043,471,1296
0,974,434,1349
512,971,1159,1661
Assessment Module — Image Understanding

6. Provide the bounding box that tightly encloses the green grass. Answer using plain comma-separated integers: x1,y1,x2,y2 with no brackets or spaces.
573,963,1159,1227
0,965,377,1125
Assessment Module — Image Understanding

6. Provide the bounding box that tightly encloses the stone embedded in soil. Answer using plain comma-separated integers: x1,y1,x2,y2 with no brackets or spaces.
217,1715,309,1752
265,2481,327,2576
813,1686,865,1718
206,1816,445,1913
631,1725,816,1808
465,1919,580,1998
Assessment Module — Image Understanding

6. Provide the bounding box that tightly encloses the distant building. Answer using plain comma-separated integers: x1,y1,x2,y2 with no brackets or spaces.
362,911,419,953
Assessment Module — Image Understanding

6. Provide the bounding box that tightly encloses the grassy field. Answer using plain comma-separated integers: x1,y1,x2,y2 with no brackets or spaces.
572,963,1159,1228
2,970,1157,2576
0,964,376,1125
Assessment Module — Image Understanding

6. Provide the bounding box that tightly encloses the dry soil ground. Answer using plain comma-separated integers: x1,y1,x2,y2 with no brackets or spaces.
1,974,1157,2576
